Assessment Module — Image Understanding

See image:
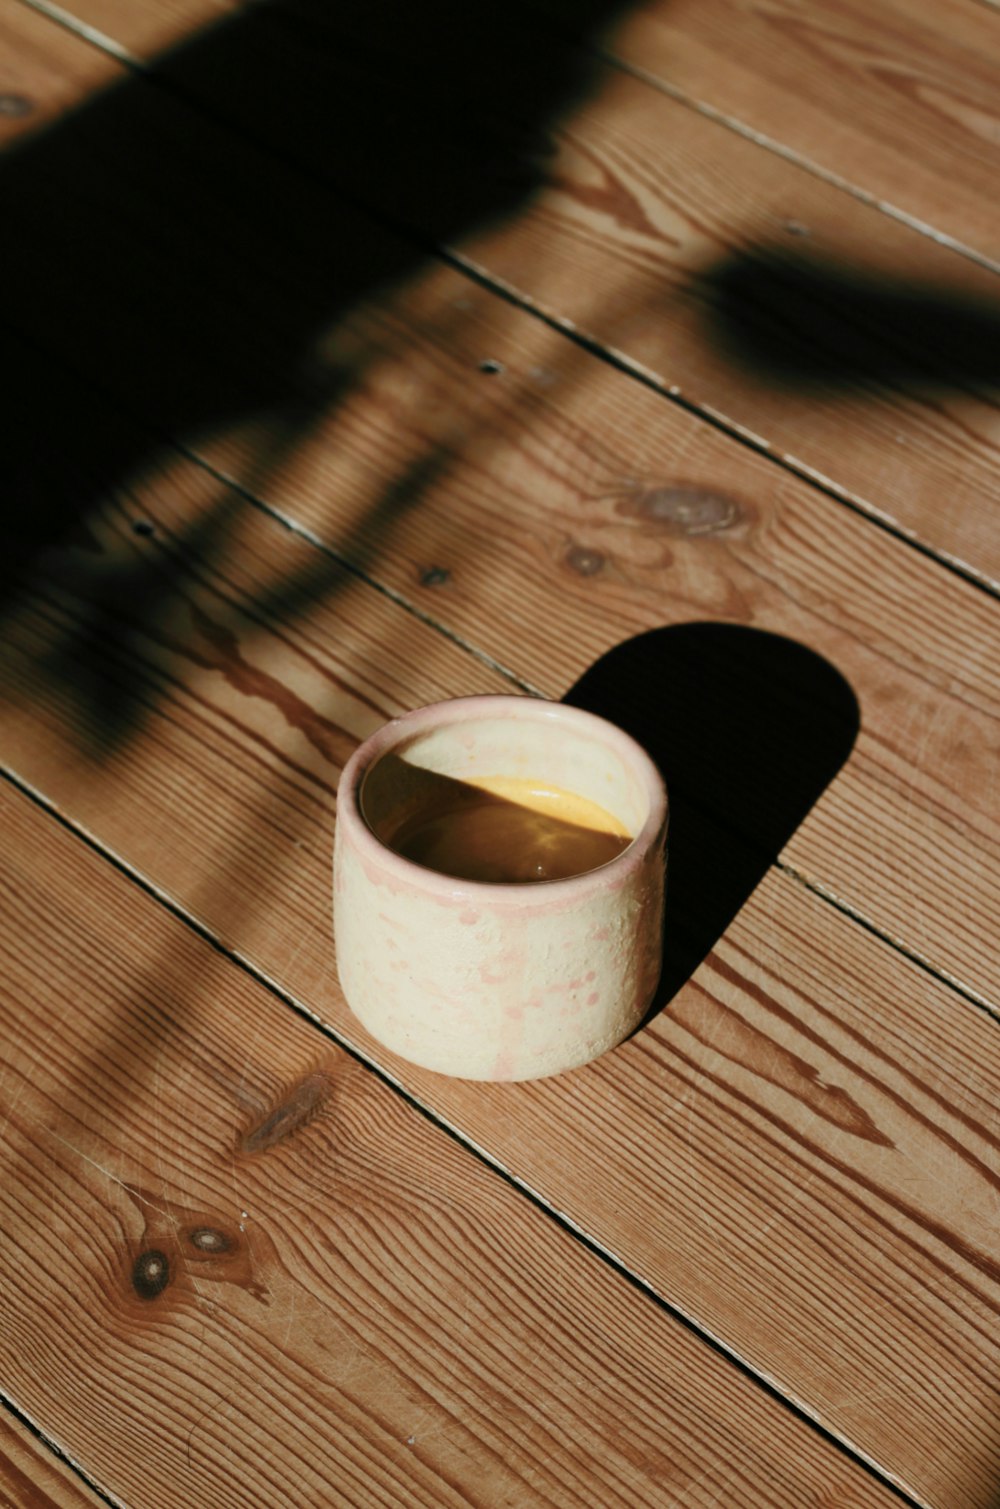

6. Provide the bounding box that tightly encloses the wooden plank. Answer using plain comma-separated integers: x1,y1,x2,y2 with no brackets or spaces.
15,0,1000,587
0,1411,107,1509
192,274,1000,1012
0,0,120,150
528,0,1000,263
46,0,1000,267
0,781,905,1509
2,18,997,1009
19,0,236,57
1,451,997,1506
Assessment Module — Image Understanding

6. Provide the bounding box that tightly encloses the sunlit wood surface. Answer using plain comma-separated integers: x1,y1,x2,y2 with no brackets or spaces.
1,1,998,1505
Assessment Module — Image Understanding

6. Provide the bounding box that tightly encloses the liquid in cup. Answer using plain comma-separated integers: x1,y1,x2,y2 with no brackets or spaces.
381,773,632,883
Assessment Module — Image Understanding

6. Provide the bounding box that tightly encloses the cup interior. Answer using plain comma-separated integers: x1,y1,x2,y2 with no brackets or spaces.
359,706,655,882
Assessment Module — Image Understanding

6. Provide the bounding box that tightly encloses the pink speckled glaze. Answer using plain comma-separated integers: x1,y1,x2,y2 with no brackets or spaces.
333,696,667,1081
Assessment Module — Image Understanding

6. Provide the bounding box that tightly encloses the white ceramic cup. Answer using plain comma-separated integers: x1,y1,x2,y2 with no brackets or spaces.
333,695,667,1081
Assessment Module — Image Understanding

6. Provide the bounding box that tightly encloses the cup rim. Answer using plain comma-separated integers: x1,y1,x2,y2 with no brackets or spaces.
336,694,668,902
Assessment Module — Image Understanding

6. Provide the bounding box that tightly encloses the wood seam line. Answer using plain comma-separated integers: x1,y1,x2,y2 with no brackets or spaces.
424,251,1000,605
218,465,1000,1025
15,0,137,65
11,0,1000,604
0,303,540,700
17,0,1000,282
0,765,928,1509
2,308,996,1016
163,450,1000,1022
774,861,999,1026
0,1395,121,1509
525,4,1000,281
174,452,1000,1020
169,439,545,698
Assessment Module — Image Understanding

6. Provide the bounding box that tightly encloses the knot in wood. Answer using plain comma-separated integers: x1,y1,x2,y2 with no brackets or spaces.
189,1227,233,1254
241,1070,333,1155
132,1248,170,1300
0,95,33,119
564,545,606,577
629,486,742,536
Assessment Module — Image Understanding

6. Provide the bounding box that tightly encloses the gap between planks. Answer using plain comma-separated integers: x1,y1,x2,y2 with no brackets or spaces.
18,0,1000,280
0,762,926,1509
0,1395,121,1509
57,339,997,1026
173,439,547,698
526,1,1000,280
2,306,996,1020
217,445,1000,1026
12,0,1000,607
774,858,997,1026
1,11,995,1490
422,249,1000,606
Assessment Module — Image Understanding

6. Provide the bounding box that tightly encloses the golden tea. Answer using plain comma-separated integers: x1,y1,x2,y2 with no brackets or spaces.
384,774,633,883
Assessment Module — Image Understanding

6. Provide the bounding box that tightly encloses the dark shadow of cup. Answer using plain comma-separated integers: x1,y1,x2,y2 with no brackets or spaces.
564,623,860,1019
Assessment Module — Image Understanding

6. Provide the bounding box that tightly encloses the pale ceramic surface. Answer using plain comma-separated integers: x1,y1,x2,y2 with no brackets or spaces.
333,696,668,1081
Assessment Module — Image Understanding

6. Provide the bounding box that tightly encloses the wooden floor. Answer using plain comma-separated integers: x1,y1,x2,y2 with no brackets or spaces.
1,0,998,1504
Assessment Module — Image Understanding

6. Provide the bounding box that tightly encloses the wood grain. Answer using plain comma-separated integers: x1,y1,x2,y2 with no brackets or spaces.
530,0,1000,262
67,0,239,57
16,0,1000,586
0,1411,106,1509
1,451,997,1505
0,442,512,943
0,1,120,151
0,17,995,1008
2,14,999,1500
0,780,903,1509
194,273,1000,1011
18,0,236,58
43,0,1000,264
1,16,999,1006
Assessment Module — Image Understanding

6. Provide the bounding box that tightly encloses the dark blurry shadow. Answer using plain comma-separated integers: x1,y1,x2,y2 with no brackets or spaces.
0,0,632,738
706,248,1000,389
565,623,859,1016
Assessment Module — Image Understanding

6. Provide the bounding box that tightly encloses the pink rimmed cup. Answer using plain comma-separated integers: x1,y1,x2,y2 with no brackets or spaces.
333,695,668,1081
